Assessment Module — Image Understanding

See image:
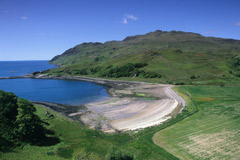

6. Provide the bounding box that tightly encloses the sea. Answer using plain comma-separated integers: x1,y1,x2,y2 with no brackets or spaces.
0,60,56,77
0,61,108,105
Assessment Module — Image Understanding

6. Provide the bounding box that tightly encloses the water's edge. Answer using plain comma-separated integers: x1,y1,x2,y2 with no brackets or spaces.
1,74,185,132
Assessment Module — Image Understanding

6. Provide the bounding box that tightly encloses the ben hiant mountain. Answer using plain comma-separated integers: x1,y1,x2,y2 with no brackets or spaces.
48,30,240,84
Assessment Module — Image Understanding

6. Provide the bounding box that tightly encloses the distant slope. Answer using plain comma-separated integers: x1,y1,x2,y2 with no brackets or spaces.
48,30,240,85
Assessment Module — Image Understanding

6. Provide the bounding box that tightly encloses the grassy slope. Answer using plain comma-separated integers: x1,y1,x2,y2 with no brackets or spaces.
153,86,240,160
48,30,240,85
0,104,179,160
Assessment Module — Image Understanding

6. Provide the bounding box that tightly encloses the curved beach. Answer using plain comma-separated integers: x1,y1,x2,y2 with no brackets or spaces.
83,83,185,132
4,74,186,132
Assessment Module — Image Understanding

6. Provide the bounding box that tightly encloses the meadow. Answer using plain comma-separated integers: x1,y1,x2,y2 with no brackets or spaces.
153,86,240,160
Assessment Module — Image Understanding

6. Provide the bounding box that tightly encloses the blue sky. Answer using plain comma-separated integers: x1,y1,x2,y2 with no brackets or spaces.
0,0,240,60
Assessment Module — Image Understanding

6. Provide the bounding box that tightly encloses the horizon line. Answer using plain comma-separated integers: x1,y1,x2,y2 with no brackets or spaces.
0,60,51,62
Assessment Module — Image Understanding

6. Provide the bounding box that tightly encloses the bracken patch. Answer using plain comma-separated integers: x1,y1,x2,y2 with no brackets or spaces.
197,97,215,102
178,130,240,160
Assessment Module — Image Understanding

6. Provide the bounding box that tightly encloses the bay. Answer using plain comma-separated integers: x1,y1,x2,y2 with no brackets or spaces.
0,61,108,105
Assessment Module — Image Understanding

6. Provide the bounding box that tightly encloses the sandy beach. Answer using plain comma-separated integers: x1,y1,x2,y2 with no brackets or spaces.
30,74,186,132
82,83,185,132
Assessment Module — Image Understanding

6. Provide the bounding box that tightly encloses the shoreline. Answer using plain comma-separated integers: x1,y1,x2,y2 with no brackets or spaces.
0,74,186,132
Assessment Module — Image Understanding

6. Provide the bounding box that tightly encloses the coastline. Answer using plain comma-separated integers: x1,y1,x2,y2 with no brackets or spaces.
0,74,186,132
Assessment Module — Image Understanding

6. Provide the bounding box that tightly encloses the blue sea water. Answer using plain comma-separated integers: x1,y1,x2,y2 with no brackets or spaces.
0,60,56,77
0,61,108,105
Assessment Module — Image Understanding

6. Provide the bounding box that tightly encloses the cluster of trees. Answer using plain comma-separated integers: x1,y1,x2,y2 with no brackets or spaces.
0,90,46,151
140,71,162,78
50,62,162,79
94,56,105,62
61,68,88,75
229,57,240,77
105,147,134,160
99,63,141,78
90,66,102,74
92,63,161,79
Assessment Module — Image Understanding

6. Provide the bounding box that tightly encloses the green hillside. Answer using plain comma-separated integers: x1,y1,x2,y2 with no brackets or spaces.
48,30,240,85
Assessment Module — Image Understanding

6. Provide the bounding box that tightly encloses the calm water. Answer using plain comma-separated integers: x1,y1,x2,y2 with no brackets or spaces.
0,61,108,105
0,60,56,77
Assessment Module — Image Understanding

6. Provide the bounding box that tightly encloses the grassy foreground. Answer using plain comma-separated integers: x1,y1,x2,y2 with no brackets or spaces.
1,85,239,160
153,86,240,160
0,104,180,160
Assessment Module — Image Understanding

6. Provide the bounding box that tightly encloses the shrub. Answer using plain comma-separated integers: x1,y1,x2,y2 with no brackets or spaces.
190,75,196,79
140,71,162,78
32,71,41,75
73,149,102,160
105,147,134,160
94,57,100,62
220,83,225,87
65,68,88,75
228,57,240,78
133,63,148,68
175,49,183,53
90,67,102,74
106,65,113,69
74,69,88,75
175,82,185,85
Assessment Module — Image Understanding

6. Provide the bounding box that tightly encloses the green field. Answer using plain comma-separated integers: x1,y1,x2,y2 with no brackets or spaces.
153,86,240,160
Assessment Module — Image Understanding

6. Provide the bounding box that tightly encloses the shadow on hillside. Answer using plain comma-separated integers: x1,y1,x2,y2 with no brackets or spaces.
31,129,60,146
0,126,60,154
34,136,60,146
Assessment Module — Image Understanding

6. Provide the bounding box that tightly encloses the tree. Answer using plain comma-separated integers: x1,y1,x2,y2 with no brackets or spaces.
0,91,18,150
16,98,45,142
0,90,18,125
0,90,46,150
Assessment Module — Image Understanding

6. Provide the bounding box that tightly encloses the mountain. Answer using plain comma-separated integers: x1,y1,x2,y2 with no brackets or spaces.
48,30,240,85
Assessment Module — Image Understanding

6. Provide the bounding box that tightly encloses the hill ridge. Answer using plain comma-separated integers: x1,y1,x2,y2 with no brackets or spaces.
48,30,240,85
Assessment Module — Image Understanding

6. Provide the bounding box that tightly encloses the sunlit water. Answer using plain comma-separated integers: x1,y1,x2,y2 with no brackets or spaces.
0,60,56,77
0,61,108,105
